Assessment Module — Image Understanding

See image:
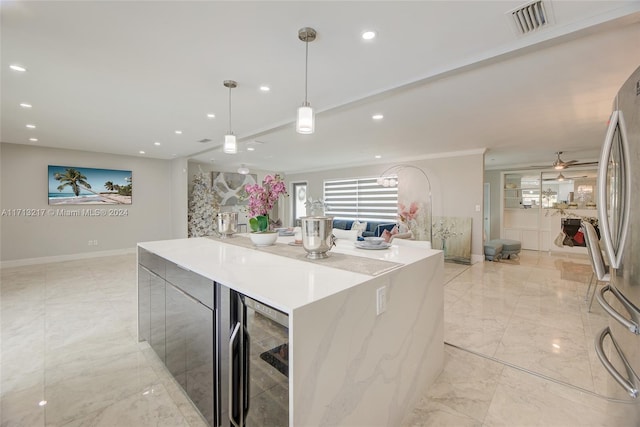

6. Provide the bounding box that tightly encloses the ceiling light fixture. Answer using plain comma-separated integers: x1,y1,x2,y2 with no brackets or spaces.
174,130,182,135
372,114,384,120
29,138,38,142
139,150,146,154
296,27,316,134
207,113,215,118
223,80,238,154
26,124,36,129
237,164,250,175
260,85,270,92
154,142,161,146
362,31,376,40
10,64,26,72
20,103,32,108
247,147,255,152
375,155,382,159
557,173,565,181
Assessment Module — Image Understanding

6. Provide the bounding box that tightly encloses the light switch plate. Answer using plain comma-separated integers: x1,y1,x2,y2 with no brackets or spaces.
376,286,387,315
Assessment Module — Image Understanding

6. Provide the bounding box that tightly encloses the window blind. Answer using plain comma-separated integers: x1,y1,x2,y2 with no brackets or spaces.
323,176,398,222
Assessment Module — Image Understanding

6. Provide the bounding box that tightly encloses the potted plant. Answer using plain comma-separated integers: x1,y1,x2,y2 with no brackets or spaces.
245,174,287,246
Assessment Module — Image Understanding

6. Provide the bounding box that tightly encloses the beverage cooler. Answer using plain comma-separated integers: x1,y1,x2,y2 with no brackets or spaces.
218,286,289,427
594,64,640,422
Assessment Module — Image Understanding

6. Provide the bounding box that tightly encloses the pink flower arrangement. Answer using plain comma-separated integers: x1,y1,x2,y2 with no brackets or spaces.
398,201,419,223
245,174,288,218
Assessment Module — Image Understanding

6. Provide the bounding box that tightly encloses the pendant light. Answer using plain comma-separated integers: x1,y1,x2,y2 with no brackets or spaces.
223,80,237,154
296,27,316,134
237,164,250,175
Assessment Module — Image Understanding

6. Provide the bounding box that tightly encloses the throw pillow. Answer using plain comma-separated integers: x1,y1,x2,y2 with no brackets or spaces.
350,220,368,237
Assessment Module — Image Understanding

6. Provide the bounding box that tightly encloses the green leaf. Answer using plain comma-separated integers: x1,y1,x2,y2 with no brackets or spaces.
249,217,260,232
257,215,269,232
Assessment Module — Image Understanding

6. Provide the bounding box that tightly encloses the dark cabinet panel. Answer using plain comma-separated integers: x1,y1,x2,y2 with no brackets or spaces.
165,277,215,426
137,265,151,342
165,284,187,389
138,247,165,276
186,294,215,426
150,273,166,361
165,261,214,309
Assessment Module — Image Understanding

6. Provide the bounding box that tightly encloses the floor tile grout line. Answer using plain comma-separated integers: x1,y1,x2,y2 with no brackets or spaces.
443,341,636,405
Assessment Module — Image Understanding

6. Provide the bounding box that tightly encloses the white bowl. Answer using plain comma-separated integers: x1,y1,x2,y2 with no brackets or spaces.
249,232,278,246
364,237,385,246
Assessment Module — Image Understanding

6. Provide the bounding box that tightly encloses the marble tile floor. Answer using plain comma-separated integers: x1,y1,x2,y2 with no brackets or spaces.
403,250,637,426
1,250,635,426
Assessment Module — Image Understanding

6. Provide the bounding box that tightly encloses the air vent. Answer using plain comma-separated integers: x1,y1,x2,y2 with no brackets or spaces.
198,138,212,144
508,0,550,35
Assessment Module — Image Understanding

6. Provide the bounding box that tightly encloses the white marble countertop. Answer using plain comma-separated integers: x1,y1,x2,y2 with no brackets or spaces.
138,235,439,314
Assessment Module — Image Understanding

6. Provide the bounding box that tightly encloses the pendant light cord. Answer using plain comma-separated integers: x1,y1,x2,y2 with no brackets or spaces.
304,37,309,105
228,85,232,134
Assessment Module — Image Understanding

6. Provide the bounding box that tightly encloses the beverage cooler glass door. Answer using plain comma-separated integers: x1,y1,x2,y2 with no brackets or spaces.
219,286,289,426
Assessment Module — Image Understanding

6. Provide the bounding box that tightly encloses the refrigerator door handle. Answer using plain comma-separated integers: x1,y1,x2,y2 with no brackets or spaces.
596,285,640,335
229,323,241,427
597,109,631,269
595,326,639,398
243,325,250,419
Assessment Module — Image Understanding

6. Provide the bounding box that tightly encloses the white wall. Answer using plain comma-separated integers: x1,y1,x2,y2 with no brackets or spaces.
285,151,486,262
484,170,502,241
0,143,176,264
171,157,189,239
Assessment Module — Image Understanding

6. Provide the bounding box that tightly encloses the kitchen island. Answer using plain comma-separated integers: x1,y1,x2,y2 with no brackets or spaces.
138,235,444,426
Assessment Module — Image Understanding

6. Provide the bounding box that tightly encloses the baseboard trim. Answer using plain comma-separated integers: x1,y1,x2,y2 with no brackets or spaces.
471,254,484,264
1,247,136,269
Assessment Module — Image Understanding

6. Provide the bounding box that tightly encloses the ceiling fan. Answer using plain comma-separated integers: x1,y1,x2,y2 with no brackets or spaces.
543,173,588,181
531,152,598,170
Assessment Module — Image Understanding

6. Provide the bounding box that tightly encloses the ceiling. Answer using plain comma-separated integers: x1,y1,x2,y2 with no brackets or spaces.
2,1,639,174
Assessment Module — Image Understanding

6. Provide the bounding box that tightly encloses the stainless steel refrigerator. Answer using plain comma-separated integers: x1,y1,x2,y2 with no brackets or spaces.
595,64,640,423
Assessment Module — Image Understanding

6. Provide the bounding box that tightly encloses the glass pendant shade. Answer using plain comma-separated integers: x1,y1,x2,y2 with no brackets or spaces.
223,134,237,154
296,105,314,134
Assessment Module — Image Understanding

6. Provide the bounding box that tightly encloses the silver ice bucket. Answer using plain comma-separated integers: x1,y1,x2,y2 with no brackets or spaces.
216,212,238,238
301,216,335,259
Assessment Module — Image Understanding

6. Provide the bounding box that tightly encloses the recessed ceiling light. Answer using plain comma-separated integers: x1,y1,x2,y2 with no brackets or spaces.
26,124,36,129
38,400,47,407
260,85,270,92
247,147,255,152
372,114,384,120
375,155,382,159
139,150,145,154
154,142,161,146
20,103,32,108
10,64,27,72
362,31,376,40
174,130,182,134
29,137,38,142
207,113,215,118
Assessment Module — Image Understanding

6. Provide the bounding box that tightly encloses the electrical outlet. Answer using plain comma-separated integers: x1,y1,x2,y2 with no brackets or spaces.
376,286,387,315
